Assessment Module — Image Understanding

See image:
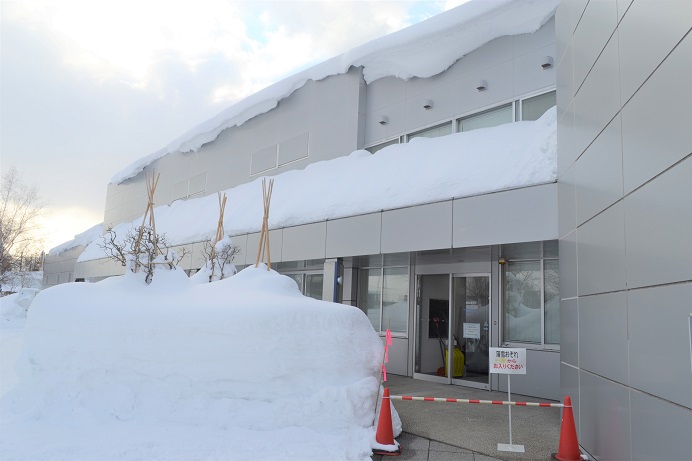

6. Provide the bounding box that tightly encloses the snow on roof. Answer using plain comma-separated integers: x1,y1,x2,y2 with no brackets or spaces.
110,0,559,184
48,223,103,256
81,106,557,263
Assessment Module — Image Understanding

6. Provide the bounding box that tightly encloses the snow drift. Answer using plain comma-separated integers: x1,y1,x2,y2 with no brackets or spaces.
81,106,558,263
0,266,400,461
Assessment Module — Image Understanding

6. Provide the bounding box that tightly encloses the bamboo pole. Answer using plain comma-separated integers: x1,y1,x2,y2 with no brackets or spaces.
134,170,160,271
210,192,227,263
254,178,274,270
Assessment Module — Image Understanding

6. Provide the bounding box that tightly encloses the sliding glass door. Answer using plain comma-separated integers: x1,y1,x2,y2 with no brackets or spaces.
414,273,490,389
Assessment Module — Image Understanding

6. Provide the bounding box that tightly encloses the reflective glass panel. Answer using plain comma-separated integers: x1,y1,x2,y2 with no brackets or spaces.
305,273,324,300
359,268,382,330
522,90,556,121
458,104,513,132
544,259,560,344
408,122,453,141
367,138,399,154
503,260,541,343
382,267,409,333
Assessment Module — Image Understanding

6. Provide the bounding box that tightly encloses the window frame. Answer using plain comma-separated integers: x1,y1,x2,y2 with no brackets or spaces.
500,242,559,351
358,261,410,336
363,88,557,153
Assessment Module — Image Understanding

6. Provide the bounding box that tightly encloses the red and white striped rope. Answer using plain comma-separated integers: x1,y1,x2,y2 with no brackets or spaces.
391,395,565,408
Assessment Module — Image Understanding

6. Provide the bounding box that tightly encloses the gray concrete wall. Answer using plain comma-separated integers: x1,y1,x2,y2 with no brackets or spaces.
556,1,691,459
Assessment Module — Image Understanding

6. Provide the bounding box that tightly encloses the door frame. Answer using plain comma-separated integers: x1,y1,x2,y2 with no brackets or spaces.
450,272,491,390
412,271,491,389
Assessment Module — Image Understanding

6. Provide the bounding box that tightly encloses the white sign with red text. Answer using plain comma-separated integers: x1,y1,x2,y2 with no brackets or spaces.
489,348,526,375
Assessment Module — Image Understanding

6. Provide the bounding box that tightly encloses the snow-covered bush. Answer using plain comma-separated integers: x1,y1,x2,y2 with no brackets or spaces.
100,226,187,284
193,235,239,283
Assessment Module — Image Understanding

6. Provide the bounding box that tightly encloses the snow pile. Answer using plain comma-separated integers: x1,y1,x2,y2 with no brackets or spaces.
48,223,103,255
0,289,39,329
0,265,400,461
111,0,559,183
83,107,557,263
0,290,38,398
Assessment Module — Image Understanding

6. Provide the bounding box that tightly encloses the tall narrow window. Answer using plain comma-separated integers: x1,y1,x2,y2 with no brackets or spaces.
358,256,409,334
382,267,409,333
359,268,382,330
501,242,559,347
503,260,542,343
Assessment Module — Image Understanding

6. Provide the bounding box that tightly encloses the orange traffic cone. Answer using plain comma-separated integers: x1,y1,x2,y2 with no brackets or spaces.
373,388,401,456
551,396,582,461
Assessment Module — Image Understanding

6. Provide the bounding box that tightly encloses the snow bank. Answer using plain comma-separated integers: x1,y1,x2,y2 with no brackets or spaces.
48,223,103,256
110,0,559,184
0,266,400,460
0,290,38,398
83,107,557,263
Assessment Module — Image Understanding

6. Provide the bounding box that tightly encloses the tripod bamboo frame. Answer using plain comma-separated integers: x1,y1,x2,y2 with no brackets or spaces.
255,178,274,270
210,192,227,263
133,171,161,271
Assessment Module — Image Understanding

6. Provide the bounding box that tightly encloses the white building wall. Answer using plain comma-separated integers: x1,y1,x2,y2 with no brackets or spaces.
556,1,691,460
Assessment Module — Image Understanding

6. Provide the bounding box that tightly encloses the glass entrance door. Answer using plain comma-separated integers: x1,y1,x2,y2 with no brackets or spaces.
414,274,450,382
414,273,490,388
452,275,490,388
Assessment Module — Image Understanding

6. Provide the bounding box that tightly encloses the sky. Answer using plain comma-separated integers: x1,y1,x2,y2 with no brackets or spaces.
1,0,468,253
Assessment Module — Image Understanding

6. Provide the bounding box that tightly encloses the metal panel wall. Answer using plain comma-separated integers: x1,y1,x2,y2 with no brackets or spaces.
452,183,558,248
556,1,692,459
281,222,327,262
381,201,453,254
325,213,381,258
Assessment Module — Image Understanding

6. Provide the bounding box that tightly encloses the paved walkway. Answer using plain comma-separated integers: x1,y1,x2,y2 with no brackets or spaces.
371,375,561,461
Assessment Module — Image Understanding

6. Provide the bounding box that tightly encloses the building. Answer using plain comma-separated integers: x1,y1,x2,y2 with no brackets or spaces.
556,0,690,460
44,1,691,459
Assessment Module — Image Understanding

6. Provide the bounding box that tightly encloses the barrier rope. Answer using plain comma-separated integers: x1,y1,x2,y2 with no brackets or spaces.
392,395,564,408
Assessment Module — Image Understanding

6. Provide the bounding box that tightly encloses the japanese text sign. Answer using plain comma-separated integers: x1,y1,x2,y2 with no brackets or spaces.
489,347,526,375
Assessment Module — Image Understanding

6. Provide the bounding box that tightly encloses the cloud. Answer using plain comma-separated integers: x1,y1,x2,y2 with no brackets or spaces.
1,0,445,246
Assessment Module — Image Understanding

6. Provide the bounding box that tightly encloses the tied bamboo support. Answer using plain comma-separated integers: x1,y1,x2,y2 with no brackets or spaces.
134,171,161,270
255,178,274,270
210,192,227,263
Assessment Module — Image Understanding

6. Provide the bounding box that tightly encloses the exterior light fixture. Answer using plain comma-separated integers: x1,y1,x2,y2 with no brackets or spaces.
379,115,388,125
423,99,433,110
476,80,487,92
541,56,553,69
498,257,506,265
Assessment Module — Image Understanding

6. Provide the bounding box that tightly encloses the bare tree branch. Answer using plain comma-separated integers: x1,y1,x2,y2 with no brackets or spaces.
0,167,46,290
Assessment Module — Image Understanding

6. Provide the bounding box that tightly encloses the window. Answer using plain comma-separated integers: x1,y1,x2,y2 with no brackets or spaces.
278,259,325,300
521,90,556,121
502,241,559,346
367,138,399,154
407,122,453,141
458,103,513,132
285,272,324,300
359,256,409,334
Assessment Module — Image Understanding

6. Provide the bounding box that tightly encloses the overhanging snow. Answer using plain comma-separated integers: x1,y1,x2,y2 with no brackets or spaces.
110,0,559,184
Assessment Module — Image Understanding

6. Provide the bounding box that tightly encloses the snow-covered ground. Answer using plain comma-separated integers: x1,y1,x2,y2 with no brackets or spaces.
0,266,401,460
